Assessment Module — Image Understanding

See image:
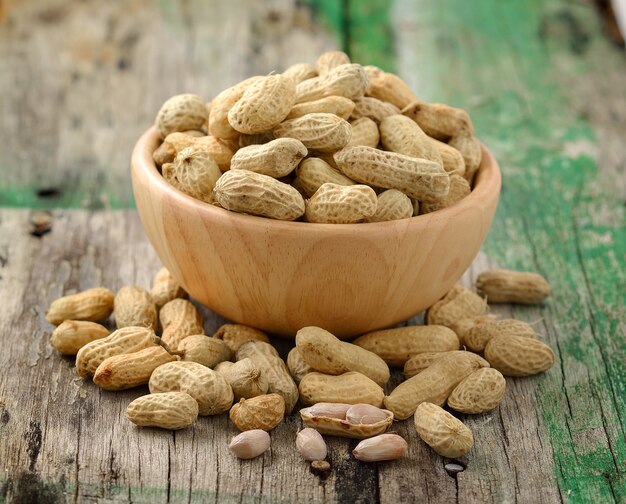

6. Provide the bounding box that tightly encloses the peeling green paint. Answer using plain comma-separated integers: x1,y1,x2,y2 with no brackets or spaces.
302,0,396,71
399,0,625,501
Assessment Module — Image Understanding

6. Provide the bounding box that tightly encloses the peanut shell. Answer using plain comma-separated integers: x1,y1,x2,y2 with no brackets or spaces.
298,371,385,407
384,351,489,420
353,325,460,367
476,269,551,304
126,392,198,430
447,368,506,414
229,394,285,431
214,170,305,221
114,285,157,330
46,288,114,326
414,402,474,458
149,361,233,415
484,334,555,377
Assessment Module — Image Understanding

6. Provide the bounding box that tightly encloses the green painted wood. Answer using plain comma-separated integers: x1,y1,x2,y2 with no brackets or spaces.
388,0,626,501
0,0,625,502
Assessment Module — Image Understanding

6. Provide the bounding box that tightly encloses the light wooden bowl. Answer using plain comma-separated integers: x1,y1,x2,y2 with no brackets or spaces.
131,127,501,339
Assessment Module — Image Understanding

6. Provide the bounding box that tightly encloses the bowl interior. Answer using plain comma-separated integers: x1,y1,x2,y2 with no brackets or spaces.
131,128,501,338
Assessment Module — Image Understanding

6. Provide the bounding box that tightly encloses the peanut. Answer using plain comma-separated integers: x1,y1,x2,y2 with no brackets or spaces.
315,50,351,75
345,404,390,425
150,267,187,309
155,94,208,139
414,402,474,458
113,285,157,330
214,170,305,221
46,287,114,326
214,324,270,353
296,428,327,461
350,97,401,124
426,284,487,328
402,101,474,141
464,319,537,352
300,403,393,438
364,189,413,223
126,392,198,430
296,158,355,197
194,135,235,172
379,114,442,165
162,145,221,204
347,117,380,148
93,346,177,391
159,299,204,352
149,361,233,415
383,351,489,420
273,113,352,153
448,314,498,345
50,320,109,355
302,402,351,419
476,269,551,304
215,357,269,400
75,326,158,378
229,430,271,459
353,325,460,367
236,341,299,413
153,131,198,166
420,174,471,214
228,74,296,134
365,68,419,109
296,326,390,386
431,138,466,176
449,133,482,183
296,64,368,103
209,76,263,139
305,183,378,224
484,334,555,377
287,347,313,384
230,138,307,178
403,351,451,378
236,340,279,360
283,62,317,84
229,393,285,431
238,131,275,148
177,335,232,367
334,146,450,203
299,371,385,407
287,96,355,120
447,368,506,414
352,433,408,462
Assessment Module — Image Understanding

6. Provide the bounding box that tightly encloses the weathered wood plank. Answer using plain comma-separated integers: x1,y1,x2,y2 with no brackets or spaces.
0,0,336,209
392,0,626,501
0,209,571,504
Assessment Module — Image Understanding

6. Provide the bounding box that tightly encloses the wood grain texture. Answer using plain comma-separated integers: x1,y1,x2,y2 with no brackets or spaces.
393,0,626,501
0,209,566,504
0,0,336,209
0,0,624,502
131,127,499,338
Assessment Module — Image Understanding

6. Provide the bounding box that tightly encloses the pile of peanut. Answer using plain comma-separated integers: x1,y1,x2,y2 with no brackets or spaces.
151,51,481,223
45,267,553,467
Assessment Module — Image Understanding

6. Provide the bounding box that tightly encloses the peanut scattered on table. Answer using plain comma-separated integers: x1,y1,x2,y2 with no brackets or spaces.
151,53,485,222
42,51,559,472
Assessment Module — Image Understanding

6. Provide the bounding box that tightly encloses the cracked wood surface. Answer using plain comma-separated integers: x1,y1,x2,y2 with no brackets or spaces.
0,209,566,504
0,0,625,503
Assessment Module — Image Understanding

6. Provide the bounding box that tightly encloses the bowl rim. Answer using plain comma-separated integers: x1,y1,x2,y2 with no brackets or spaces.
131,126,501,231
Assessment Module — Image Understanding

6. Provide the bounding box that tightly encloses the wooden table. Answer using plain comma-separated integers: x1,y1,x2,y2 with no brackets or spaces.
1,1,624,502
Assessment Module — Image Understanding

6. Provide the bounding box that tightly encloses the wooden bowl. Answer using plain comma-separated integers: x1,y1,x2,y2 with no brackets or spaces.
131,127,501,339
